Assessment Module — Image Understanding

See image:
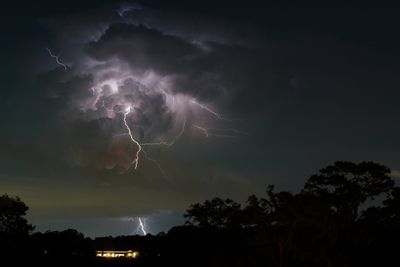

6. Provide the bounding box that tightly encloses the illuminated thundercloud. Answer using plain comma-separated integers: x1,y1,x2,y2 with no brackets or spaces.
57,63,244,174
119,98,242,171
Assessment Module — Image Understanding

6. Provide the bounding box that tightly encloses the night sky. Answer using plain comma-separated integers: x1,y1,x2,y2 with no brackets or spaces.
1,1,400,237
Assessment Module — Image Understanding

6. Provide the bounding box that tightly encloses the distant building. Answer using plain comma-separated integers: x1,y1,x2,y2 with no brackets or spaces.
96,250,139,259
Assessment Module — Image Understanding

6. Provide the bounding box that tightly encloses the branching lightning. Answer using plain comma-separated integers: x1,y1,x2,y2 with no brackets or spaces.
139,118,187,176
121,97,240,172
75,73,243,175
46,47,68,70
123,106,142,170
42,23,251,238
141,118,186,147
122,106,166,175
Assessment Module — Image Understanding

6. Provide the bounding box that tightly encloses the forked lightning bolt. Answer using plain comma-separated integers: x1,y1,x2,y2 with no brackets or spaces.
123,106,142,169
46,47,68,70
138,217,147,235
122,106,165,174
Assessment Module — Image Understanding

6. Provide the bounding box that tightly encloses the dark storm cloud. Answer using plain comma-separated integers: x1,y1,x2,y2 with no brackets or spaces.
120,5,263,46
2,1,400,236
37,70,93,105
84,23,230,102
86,23,200,74
84,22,290,112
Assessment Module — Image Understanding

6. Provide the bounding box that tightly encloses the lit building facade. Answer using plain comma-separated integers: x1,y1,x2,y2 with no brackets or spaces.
96,250,139,259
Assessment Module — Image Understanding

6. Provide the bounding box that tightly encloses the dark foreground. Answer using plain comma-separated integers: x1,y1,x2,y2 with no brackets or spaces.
2,221,400,267
2,161,400,267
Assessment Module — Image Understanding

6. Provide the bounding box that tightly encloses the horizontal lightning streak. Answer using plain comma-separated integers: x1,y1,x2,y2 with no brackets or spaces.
190,99,222,120
113,133,129,137
193,124,238,138
204,127,249,136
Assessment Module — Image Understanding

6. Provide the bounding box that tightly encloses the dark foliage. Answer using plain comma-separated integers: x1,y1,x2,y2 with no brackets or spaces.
0,194,33,235
2,161,400,267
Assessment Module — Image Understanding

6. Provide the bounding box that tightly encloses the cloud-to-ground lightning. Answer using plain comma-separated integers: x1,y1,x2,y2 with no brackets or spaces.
137,217,147,235
46,47,68,70
121,106,166,175
123,106,142,169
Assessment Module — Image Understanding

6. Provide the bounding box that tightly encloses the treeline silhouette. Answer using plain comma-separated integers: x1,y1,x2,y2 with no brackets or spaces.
1,161,400,266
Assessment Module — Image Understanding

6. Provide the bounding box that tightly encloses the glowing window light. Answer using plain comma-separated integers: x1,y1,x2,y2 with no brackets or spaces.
96,250,139,259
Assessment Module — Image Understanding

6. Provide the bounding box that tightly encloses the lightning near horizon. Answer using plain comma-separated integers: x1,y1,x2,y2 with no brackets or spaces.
137,217,147,235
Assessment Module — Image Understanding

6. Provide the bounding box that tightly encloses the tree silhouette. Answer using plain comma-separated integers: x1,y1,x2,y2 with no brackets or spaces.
0,161,397,267
303,161,394,221
181,161,398,267
184,197,241,228
0,194,33,235
240,193,271,228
